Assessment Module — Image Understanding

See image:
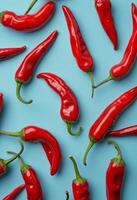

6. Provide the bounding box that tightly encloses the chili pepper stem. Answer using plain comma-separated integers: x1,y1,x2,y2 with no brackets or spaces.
66,122,82,136
65,191,69,200
83,138,95,166
108,140,124,164
87,71,94,98
16,82,33,104
0,129,23,138
94,75,113,89
25,0,39,14
4,141,24,165
0,12,4,22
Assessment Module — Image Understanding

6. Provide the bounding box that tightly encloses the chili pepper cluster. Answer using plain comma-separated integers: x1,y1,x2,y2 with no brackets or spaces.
0,0,137,199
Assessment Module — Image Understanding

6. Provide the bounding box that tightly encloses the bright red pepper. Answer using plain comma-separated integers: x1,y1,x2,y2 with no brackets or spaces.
7,155,43,200
95,3,137,89
15,30,58,104
83,86,137,165
0,1,55,32
3,184,25,200
37,73,81,136
0,126,62,176
0,142,24,176
108,125,137,137
0,46,26,60
69,156,90,200
106,141,125,200
62,5,95,97
95,0,118,50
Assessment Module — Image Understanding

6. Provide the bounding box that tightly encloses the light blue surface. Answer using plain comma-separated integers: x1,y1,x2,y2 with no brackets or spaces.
0,0,137,199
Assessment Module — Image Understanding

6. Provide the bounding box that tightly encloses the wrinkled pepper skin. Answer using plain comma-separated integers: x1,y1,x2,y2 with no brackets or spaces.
72,181,90,200
3,184,25,200
95,0,118,50
62,5,94,72
106,161,125,200
109,125,137,137
0,46,26,60
0,1,55,32
83,87,137,165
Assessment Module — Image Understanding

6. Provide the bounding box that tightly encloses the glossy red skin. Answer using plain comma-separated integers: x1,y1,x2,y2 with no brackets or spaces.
1,1,55,32
109,125,137,137
0,162,6,176
106,161,125,200
37,73,80,122
0,46,26,60
62,6,94,72
0,93,3,112
22,167,43,200
89,87,137,141
110,3,137,79
15,31,58,83
72,181,90,200
3,184,25,200
22,126,62,176
95,0,118,50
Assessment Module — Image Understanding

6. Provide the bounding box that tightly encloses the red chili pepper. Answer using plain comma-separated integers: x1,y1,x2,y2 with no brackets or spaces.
83,86,137,165
3,184,25,200
0,141,24,176
95,3,137,89
15,30,58,104
95,0,118,50
7,155,43,200
0,46,26,60
108,125,137,137
62,6,95,97
0,93,3,112
106,141,125,200
69,156,90,200
0,126,62,176
37,73,81,136
0,1,55,32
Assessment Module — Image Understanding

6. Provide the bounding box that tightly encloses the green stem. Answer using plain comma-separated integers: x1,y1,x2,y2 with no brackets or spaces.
65,191,69,200
0,129,23,138
87,71,94,98
16,82,33,104
108,140,124,164
66,122,82,136
25,0,39,14
94,75,113,89
4,141,24,165
69,156,85,184
0,12,4,22
83,138,95,166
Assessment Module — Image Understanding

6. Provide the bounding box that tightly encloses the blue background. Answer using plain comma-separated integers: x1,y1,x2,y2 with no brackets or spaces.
0,0,137,199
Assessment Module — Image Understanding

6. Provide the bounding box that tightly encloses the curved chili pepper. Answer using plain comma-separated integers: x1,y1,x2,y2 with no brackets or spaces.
95,3,137,89
3,184,25,200
108,125,137,137
106,141,125,200
83,86,137,165
0,46,26,60
15,30,58,104
7,155,43,200
37,73,81,136
0,1,55,32
69,156,90,200
0,141,24,176
62,6,94,97
0,126,62,176
95,0,118,50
